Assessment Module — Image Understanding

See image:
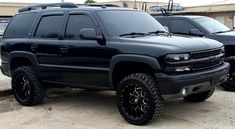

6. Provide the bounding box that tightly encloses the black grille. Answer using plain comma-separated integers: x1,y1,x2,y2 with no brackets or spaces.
192,58,222,70
192,49,221,59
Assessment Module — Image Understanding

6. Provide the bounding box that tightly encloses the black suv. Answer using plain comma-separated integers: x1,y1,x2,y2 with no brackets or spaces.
153,15,235,91
0,3,229,125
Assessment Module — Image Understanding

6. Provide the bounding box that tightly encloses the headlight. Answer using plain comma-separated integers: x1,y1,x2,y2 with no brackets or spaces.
165,54,190,62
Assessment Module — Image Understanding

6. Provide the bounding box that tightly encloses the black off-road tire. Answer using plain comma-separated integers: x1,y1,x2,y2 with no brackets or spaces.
12,66,45,106
183,87,215,102
221,81,235,91
116,73,164,125
221,56,235,91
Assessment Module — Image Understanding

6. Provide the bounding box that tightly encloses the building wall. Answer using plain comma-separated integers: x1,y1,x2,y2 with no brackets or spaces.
0,2,35,16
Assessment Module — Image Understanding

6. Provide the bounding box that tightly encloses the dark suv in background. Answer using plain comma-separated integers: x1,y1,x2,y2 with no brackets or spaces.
154,15,235,91
0,3,229,125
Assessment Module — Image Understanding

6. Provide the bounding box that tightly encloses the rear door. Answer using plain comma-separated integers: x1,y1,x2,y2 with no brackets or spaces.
30,12,66,82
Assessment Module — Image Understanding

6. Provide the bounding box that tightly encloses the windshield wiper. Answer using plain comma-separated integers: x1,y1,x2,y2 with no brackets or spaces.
119,32,147,37
148,30,169,35
212,30,232,34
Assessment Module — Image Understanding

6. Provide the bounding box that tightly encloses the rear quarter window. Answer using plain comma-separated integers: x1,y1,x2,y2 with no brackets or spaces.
35,15,64,38
4,12,37,38
155,18,170,27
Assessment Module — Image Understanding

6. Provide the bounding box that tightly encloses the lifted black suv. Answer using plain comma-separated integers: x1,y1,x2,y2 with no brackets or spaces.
153,15,235,91
0,3,229,125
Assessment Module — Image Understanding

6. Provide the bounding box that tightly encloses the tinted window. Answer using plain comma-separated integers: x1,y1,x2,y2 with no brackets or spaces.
65,14,94,39
4,13,36,38
156,18,170,27
35,15,64,38
172,20,197,34
193,17,230,33
97,11,166,37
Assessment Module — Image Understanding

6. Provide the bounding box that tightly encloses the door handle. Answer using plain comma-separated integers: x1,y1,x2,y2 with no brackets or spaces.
31,44,38,52
60,46,69,53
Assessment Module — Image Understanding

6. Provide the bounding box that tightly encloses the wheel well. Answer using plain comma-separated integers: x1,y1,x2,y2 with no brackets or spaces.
10,57,32,71
112,62,155,89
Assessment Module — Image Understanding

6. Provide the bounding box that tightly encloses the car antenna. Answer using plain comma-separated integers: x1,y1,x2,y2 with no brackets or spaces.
160,0,173,16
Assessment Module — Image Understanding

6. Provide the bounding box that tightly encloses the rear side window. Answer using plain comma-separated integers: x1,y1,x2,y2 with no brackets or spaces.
35,15,64,38
172,19,197,34
156,18,170,27
65,14,95,39
4,13,36,38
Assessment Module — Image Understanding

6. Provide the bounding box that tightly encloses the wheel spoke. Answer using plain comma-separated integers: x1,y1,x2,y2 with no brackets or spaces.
14,74,31,100
227,74,235,85
140,105,146,113
120,82,150,119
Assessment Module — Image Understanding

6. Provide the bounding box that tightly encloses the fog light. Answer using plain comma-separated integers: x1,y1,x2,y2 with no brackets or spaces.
165,66,191,72
175,66,191,72
182,88,187,96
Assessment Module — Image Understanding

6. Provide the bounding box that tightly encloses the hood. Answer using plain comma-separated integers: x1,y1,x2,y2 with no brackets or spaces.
210,31,235,45
217,31,235,36
119,35,223,54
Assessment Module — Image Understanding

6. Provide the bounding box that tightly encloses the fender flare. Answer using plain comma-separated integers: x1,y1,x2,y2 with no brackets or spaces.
109,54,161,88
8,51,39,72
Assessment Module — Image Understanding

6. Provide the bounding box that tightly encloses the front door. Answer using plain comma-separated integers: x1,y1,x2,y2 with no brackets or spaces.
59,12,110,87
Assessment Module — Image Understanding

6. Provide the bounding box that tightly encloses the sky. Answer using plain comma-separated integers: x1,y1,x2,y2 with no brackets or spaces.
0,0,235,7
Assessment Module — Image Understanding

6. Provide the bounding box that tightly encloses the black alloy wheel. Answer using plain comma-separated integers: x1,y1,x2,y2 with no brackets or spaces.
117,73,164,125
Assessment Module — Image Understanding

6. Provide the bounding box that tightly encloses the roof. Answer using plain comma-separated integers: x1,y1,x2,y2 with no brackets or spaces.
153,15,207,19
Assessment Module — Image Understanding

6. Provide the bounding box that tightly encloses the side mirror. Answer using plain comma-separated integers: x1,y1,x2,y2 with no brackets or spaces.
79,28,105,45
164,26,169,32
189,29,205,37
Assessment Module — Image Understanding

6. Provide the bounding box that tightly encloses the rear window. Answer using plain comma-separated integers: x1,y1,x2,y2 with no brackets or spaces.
4,13,36,38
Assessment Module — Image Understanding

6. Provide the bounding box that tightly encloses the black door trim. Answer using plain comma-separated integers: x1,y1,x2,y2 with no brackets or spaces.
39,64,109,71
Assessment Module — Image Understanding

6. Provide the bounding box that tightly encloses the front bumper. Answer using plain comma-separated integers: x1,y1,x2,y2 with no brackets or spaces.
155,62,229,100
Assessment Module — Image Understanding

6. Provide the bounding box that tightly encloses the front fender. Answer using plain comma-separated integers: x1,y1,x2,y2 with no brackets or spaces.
109,54,161,88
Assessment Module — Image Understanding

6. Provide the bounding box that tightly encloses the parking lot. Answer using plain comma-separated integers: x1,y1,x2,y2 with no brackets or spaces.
0,71,234,129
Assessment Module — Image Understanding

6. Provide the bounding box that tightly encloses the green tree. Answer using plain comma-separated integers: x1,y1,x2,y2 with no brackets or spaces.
84,0,96,4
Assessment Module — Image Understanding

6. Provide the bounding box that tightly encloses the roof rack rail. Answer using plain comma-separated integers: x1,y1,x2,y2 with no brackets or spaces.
18,2,78,13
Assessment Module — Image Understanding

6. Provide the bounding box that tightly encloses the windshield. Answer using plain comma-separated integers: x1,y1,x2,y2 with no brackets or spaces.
97,10,167,37
193,17,230,34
